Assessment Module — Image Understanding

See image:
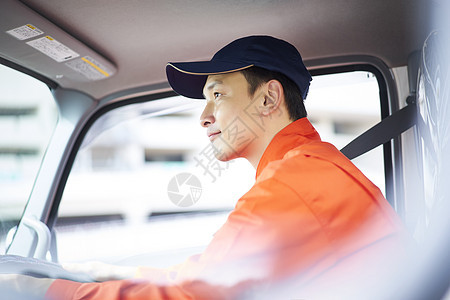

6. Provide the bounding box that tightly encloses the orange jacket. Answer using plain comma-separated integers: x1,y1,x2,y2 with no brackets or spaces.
46,118,407,299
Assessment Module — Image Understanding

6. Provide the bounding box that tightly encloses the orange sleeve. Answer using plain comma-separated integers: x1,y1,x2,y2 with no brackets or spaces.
45,153,406,299
45,277,255,300
44,181,306,300
46,279,193,300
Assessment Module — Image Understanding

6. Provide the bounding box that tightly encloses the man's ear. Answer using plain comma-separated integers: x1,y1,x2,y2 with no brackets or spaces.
261,79,284,116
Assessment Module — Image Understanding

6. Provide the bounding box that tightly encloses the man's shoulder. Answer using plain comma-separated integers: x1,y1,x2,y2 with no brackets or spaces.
271,140,350,173
283,140,342,160
257,140,375,192
257,140,343,180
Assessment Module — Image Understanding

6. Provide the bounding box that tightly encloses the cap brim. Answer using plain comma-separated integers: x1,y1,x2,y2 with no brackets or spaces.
166,61,253,99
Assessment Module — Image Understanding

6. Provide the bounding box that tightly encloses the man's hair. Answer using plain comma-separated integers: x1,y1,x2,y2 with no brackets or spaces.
241,66,307,120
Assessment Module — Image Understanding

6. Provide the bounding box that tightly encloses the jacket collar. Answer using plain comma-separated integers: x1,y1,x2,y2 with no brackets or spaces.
255,118,321,178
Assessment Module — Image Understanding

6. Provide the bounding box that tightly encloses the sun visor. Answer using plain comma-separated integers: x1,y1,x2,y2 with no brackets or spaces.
0,0,116,85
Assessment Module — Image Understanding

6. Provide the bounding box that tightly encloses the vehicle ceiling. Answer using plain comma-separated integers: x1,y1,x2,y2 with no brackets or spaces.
0,0,431,101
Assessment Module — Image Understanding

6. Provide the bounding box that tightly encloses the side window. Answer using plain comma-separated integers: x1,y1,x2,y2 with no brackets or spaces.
57,97,255,267
0,64,58,253
307,71,384,193
55,70,384,267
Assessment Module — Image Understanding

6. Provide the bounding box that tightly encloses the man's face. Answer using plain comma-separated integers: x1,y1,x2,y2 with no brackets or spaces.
201,72,260,162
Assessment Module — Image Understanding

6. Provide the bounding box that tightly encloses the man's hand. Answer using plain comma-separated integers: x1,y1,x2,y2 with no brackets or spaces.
0,273,55,299
62,261,137,281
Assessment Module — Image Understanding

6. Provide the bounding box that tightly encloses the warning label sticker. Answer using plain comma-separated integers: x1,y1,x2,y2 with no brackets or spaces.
66,56,112,80
6,24,44,40
26,36,79,62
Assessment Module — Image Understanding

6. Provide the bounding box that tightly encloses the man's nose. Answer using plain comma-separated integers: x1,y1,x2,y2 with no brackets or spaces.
200,102,215,128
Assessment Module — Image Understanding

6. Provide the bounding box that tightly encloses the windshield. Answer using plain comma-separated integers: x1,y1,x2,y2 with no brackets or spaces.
55,70,384,265
0,64,58,253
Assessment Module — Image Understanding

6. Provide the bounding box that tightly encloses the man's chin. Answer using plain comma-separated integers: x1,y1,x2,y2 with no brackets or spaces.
214,150,234,162
212,143,237,162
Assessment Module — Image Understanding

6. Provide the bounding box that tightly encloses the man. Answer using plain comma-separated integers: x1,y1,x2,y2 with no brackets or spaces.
3,35,408,299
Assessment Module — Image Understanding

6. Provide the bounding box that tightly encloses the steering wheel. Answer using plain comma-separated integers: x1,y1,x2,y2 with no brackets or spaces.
0,255,94,282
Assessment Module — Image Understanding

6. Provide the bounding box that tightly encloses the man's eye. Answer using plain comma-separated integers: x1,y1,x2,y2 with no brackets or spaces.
214,92,222,99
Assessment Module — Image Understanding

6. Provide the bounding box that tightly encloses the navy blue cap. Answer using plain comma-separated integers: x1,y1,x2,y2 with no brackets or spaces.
166,35,312,100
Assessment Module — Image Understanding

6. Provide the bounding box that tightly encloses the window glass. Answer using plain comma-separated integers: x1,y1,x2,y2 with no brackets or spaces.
58,97,255,266
306,71,384,192
56,70,383,267
0,64,58,253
